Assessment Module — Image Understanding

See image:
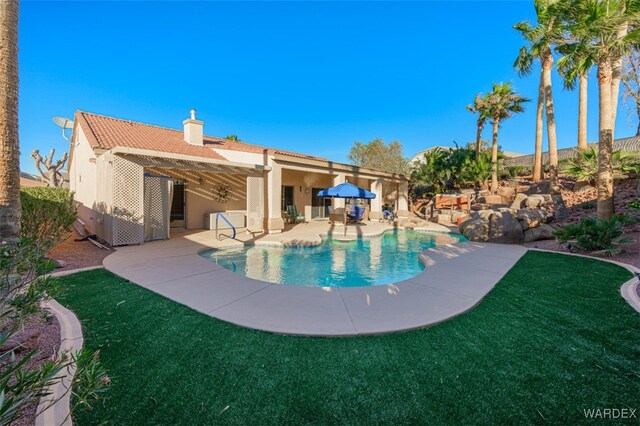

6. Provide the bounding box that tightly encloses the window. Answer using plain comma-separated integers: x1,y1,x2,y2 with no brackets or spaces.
281,185,294,211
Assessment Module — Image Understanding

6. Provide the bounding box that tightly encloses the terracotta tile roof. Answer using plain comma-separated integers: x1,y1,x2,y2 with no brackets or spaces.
74,110,327,162
208,138,327,161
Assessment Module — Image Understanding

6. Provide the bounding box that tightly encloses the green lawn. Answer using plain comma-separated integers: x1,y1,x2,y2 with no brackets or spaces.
57,251,639,425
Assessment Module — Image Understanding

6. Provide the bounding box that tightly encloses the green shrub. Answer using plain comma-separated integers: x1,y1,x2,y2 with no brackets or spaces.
1,190,109,424
71,350,111,413
562,147,640,185
20,187,76,249
0,237,56,322
411,146,491,196
0,237,66,423
553,215,634,256
500,166,532,179
498,169,512,180
514,166,532,176
0,333,66,425
0,235,109,423
626,200,640,209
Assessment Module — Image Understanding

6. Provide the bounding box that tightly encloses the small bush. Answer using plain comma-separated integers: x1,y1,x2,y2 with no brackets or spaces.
0,190,108,424
71,350,111,413
578,200,597,210
553,215,634,256
498,169,512,180
411,146,491,194
627,200,640,210
20,187,76,249
0,238,56,322
502,166,532,178
562,147,640,185
0,235,109,423
0,237,66,424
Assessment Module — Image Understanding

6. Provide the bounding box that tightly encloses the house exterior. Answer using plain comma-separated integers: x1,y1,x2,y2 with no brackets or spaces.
68,110,409,246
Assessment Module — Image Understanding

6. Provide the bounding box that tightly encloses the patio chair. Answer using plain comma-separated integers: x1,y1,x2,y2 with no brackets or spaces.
347,206,366,223
286,205,306,223
382,209,396,223
282,210,293,224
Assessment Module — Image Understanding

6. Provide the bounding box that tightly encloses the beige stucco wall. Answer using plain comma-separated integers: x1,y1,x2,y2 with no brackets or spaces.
279,169,402,217
382,182,399,208
69,127,99,235
281,169,333,214
348,176,371,190
145,167,247,229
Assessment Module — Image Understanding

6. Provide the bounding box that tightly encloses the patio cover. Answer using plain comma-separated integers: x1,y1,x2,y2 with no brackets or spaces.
111,147,268,175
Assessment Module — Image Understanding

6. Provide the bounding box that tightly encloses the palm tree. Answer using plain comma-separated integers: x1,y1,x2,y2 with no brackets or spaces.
0,1,20,242
564,0,639,219
611,1,630,137
466,93,490,158
514,0,564,188
485,82,529,191
621,47,640,135
557,35,594,151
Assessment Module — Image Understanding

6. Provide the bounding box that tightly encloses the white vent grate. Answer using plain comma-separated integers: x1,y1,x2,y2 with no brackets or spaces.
112,156,144,246
144,176,169,241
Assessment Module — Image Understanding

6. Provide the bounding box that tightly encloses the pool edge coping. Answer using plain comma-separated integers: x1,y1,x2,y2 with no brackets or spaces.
102,237,527,337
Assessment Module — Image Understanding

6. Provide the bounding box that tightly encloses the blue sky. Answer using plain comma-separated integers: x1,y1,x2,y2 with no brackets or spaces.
19,1,637,174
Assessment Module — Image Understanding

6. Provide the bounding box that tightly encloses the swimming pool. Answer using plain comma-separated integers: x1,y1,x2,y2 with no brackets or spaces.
200,230,466,287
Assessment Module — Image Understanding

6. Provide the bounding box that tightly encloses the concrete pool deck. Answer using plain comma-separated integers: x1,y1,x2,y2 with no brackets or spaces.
103,221,528,336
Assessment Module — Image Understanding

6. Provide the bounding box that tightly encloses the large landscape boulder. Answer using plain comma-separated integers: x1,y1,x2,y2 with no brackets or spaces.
488,210,524,244
460,210,524,243
478,194,503,205
524,194,546,208
451,211,471,225
516,208,554,230
460,194,560,243
459,217,490,242
510,193,528,210
523,223,556,243
497,186,516,203
471,203,492,211
470,209,495,220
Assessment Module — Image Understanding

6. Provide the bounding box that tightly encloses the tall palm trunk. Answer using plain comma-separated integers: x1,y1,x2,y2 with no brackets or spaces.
475,120,484,157
0,0,20,242
610,5,628,138
542,52,559,191
491,117,500,192
597,59,615,220
533,71,544,182
578,73,588,150
636,102,640,136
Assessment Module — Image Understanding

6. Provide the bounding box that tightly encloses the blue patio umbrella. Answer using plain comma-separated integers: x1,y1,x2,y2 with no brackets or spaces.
317,182,375,231
316,182,376,199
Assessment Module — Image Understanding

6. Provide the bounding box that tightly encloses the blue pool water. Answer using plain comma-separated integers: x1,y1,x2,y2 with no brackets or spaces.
200,230,466,287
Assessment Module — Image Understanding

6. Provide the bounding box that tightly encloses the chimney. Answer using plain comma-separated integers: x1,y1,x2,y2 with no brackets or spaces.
183,109,204,145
